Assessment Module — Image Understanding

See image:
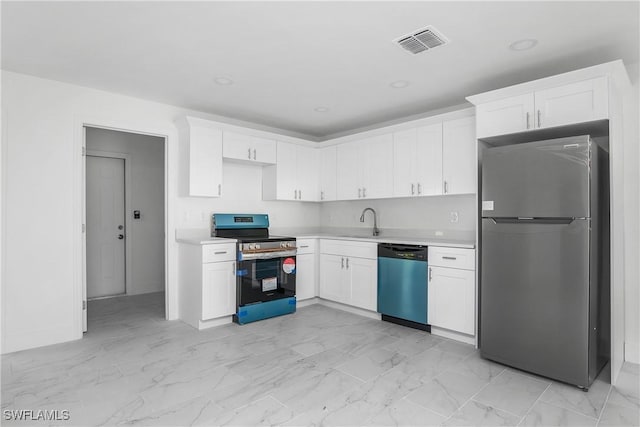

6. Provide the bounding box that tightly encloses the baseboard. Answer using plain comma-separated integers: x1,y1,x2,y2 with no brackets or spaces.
296,297,320,308
431,325,477,346
196,315,233,330
316,298,381,321
625,340,640,363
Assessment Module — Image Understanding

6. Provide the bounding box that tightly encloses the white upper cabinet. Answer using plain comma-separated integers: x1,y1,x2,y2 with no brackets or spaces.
222,131,277,165
336,134,393,200
319,146,337,201
476,93,535,138
442,116,476,195
336,141,361,200
177,117,223,198
534,77,608,129
263,141,319,201
393,123,443,197
475,77,608,138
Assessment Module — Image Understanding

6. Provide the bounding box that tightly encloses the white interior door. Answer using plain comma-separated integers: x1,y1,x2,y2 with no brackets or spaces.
86,156,126,298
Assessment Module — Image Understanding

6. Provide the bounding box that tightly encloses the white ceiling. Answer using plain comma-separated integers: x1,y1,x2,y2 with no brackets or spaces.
2,1,638,140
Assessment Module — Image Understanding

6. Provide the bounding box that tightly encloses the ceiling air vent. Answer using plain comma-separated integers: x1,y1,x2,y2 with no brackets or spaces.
395,26,449,55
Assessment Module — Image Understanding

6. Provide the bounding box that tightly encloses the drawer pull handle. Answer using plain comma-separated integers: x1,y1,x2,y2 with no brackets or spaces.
442,256,457,260
299,245,309,248
214,251,228,255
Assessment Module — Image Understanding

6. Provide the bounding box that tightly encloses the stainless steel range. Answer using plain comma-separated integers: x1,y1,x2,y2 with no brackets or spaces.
212,213,297,324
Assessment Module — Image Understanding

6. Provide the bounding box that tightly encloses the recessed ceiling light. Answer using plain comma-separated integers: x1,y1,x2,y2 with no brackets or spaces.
214,77,234,85
509,39,538,51
390,80,410,89
314,107,329,113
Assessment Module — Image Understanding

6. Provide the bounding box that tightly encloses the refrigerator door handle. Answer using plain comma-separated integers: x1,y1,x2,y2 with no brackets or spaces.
490,217,576,225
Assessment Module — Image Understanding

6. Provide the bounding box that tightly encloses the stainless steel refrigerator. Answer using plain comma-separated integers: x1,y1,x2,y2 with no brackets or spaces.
480,135,609,389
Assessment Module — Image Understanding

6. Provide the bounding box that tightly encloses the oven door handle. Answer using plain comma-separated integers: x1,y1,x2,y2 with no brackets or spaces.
238,250,297,261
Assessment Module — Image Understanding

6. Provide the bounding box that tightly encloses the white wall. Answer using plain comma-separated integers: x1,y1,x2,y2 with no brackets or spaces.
320,195,475,240
0,71,319,353
86,127,165,296
623,62,639,363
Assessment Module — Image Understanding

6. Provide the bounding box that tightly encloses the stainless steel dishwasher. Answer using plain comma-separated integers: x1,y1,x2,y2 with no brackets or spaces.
377,243,429,331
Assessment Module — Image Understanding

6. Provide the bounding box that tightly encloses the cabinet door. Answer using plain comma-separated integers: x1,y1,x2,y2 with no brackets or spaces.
188,125,223,197
336,142,361,200
296,253,316,300
319,254,348,303
393,128,417,197
428,266,475,335
362,134,393,199
251,136,277,164
202,261,236,320
415,123,443,196
535,77,608,129
442,116,477,195
320,146,337,201
475,93,535,138
275,141,298,201
222,131,253,161
348,257,377,311
296,145,319,201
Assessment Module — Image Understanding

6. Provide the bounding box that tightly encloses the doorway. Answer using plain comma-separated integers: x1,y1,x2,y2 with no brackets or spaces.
83,126,166,333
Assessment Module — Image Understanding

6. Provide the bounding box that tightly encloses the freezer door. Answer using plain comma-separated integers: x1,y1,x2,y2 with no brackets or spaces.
480,218,590,387
482,136,590,218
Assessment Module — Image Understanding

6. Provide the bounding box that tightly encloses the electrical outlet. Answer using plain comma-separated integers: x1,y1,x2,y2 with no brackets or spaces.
450,211,459,223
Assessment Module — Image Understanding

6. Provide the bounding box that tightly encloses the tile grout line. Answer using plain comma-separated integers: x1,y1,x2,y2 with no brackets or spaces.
516,382,552,426
596,383,614,426
440,364,510,425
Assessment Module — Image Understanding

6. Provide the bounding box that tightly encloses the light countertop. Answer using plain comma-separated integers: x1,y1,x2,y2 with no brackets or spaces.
176,227,475,248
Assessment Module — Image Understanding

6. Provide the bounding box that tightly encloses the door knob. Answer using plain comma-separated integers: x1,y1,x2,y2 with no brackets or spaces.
118,225,124,230
118,234,124,240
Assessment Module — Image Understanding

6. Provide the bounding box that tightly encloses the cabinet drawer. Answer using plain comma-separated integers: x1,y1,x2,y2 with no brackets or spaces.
429,247,475,270
202,243,236,263
296,238,317,255
320,239,377,259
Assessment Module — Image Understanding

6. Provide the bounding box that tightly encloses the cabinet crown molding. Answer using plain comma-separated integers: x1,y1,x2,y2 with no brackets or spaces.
466,60,631,106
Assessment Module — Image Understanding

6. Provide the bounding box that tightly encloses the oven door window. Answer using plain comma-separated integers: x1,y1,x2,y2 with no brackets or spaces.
237,257,296,306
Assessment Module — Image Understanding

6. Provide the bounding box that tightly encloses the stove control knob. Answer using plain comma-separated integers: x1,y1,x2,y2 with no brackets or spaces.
249,243,256,250
280,242,286,248
287,242,294,248
254,244,260,250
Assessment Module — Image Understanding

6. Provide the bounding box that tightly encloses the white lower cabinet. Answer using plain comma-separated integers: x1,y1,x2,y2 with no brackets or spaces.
428,247,476,336
179,242,237,329
201,261,236,320
295,238,317,301
319,254,350,303
319,239,377,311
349,256,377,311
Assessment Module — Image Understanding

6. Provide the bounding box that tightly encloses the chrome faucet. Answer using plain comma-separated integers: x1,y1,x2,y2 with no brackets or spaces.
360,207,380,236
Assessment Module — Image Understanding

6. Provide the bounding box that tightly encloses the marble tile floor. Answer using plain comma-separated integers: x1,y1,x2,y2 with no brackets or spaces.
2,292,639,427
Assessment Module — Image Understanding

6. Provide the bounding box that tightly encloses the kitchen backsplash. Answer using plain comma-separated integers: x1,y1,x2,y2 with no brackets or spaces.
319,194,476,236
